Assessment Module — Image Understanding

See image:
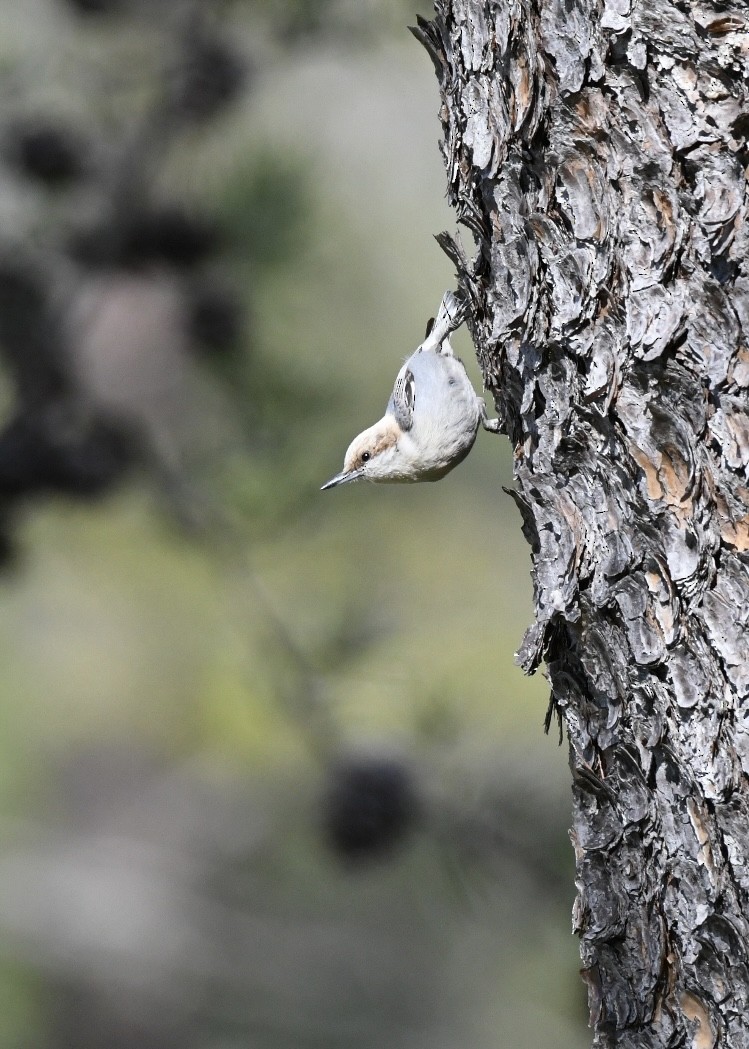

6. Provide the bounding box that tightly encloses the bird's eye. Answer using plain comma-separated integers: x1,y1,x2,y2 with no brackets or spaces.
361,451,371,463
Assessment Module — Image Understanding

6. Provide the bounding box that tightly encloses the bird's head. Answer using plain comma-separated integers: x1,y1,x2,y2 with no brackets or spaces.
321,416,408,489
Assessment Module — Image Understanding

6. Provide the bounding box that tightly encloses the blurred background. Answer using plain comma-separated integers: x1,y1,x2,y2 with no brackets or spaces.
0,1,587,1046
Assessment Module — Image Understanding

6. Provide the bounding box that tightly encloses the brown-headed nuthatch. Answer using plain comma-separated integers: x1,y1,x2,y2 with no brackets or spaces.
322,291,499,490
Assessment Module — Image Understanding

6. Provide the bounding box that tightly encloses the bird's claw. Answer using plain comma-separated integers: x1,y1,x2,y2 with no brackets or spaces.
479,400,501,434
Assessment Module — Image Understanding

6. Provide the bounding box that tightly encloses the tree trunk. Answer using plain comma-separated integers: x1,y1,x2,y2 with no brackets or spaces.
412,2,749,1045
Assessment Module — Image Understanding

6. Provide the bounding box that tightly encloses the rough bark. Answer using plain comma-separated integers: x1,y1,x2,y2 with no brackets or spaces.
413,2,749,1046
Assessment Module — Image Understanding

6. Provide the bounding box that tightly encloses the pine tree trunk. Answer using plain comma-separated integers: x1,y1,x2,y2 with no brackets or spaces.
413,2,749,1045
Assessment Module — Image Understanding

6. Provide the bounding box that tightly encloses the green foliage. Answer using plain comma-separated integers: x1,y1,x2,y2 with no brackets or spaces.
218,152,311,273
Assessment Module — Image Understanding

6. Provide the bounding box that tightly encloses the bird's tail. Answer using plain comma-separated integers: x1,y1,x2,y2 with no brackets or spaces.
421,290,466,353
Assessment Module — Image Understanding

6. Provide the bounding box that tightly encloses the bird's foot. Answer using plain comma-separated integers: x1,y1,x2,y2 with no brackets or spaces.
479,401,501,434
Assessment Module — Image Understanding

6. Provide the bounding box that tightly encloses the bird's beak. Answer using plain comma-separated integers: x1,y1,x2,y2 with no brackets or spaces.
320,467,364,491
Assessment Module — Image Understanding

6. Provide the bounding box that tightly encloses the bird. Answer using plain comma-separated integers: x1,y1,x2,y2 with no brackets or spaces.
321,291,499,490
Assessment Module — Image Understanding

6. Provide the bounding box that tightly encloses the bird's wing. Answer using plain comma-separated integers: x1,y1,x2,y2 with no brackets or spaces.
388,365,416,431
